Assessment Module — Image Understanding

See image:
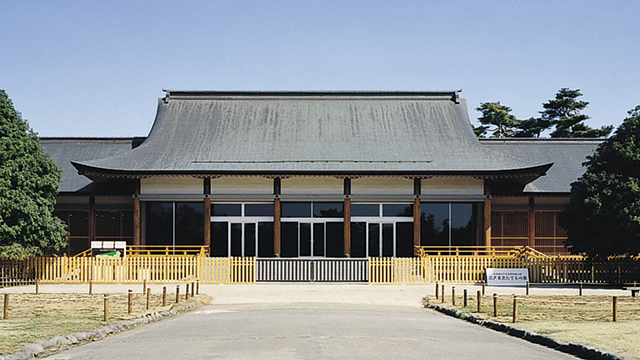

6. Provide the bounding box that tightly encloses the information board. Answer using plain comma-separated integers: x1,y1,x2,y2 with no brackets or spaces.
485,268,529,286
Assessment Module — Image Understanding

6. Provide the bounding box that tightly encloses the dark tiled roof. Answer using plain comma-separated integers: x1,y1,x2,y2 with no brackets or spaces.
480,138,602,193
41,138,133,192
73,91,550,180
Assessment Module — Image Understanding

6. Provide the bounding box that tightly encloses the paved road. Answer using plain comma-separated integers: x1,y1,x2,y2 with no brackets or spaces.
40,284,583,360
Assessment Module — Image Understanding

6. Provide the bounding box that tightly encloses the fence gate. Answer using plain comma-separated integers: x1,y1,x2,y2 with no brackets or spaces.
257,258,368,282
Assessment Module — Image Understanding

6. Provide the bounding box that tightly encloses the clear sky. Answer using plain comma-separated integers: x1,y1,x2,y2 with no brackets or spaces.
2,1,638,137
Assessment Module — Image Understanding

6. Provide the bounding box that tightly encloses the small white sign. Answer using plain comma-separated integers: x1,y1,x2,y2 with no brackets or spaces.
485,268,529,286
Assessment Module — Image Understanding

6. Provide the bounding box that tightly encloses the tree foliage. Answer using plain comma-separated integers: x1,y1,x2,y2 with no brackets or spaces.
0,90,67,259
475,102,520,138
558,106,640,258
474,88,613,138
542,88,613,138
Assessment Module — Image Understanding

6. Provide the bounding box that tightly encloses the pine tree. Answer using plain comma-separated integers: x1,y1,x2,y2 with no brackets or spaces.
559,106,640,258
0,90,67,259
542,88,613,138
476,102,521,138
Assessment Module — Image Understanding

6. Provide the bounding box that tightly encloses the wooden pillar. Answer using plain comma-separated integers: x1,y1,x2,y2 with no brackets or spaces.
133,180,141,246
483,182,491,247
204,178,211,255
528,197,535,248
413,178,421,255
89,196,96,243
343,178,351,257
273,178,281,257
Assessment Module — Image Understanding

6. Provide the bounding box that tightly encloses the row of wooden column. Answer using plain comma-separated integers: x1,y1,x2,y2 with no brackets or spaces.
130,177,496,255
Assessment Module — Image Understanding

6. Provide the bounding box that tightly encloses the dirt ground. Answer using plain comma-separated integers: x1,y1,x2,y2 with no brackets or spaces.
0,292,208,355
426,294,640,359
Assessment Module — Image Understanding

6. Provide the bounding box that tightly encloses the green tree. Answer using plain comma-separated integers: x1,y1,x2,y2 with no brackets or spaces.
513,117,551,138
0,90,67,259
558,106,640,258
542,88,613,138
476,102,521,138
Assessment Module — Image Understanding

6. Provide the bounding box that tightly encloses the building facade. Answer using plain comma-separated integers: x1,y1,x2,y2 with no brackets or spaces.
43,91,601,257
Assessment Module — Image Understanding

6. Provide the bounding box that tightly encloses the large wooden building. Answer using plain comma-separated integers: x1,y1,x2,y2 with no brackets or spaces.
42,91,601,257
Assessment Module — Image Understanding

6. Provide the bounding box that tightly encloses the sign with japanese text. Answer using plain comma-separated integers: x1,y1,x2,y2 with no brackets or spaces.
485,268,529,286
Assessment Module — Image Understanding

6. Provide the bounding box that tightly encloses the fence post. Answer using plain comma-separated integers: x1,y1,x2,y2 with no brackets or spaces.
143,279,146,294
435,282,439,299
176,285,180,304
185,283,189,300
191,282,195,297
493,293,498,317
452,287,456,306
613,296,618,322
579,283,583,296
526,281,529,296
163,286,167,307
482,282,486,296
104,294,109,323
3,294,8,320
477,290,481,313
196,280,199,295
128,289,132,314
463,289,467,307
147,288,151,310
35,280,39,295
89,280,93,295
512,295,518,323
441,285,445,303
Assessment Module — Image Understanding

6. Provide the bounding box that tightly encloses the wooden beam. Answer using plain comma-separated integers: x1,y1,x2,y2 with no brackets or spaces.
483,183,491,247
273,178,281,257
528,197,535,248
413,178,421,255
204,178,211,255
343,178,351,257
133,179,141,246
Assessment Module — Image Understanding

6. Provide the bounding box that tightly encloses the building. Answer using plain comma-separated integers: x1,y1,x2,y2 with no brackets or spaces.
42,91,602,257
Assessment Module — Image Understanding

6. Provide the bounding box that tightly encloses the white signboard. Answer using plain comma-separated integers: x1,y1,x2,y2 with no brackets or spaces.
485,268,529,286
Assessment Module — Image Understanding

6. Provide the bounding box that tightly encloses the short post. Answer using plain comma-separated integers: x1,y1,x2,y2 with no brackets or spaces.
493,293,498,317
185,283,189,300
35,280,39,295
89,280,93,295
526,282,530,296
191,282,195,297
452,287,456,306
482,282,486,296
176,285,180,304
146,288,151,310
512,295,518,323
196,280,199,295
613,296,618,322
128,289,133,314
162,286,167,307
103,294,109,323
579,283,583,296
4,294,9,319
435,282,439,299
477,290,481,313
441,284,445,303
463,289,468,307
143,279,147,294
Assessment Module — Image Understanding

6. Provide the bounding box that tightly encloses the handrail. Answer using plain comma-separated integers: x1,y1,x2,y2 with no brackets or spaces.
127,245,209,257
415,245,553,258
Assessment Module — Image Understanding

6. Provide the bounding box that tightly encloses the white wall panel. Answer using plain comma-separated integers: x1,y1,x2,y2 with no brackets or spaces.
351,177,413,195
210,176,272,194
141,177,203,194
422,178,484,195
281,177,342,195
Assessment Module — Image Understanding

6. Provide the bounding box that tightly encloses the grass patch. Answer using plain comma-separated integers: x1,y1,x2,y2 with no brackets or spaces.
426,294,640,359
0,292,210,355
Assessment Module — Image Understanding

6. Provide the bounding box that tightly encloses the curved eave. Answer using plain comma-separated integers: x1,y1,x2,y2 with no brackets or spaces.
72,161,553,184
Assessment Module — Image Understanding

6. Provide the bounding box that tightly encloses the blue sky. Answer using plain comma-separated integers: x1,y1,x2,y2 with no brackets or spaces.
2,1,638,137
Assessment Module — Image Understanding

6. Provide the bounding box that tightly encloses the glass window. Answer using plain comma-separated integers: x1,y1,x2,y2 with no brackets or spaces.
281,222,300,257
351,204,379,217
368,223,380,257
210,222,228,257
282,202,311,218
146,202,173,245
257,222,274,257
245,204,274,217
212,203,241,216
325,222,344,257
175,202,204,245
313,202,343,218
421,203,449,246
383,204,413,217
350,222,367,258
451,203,475,246
396,222,414,257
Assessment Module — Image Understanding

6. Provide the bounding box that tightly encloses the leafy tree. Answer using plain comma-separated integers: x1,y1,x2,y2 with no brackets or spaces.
558,106,640,258
0,90,67,259
542,88,613,138
475,102,521,138
472,124,489,138
513,117,551,138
